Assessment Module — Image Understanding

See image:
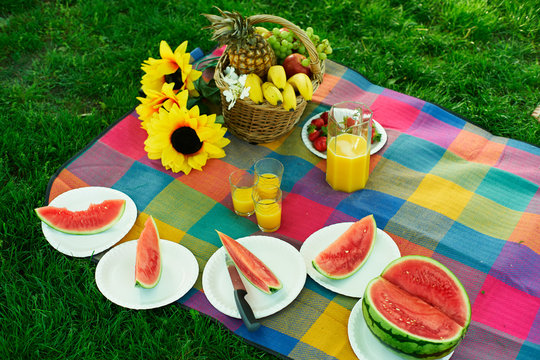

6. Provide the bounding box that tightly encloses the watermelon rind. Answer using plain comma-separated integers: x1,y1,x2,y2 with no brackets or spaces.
217,230,282,295
35,199,126,235
380,255,471,329
312,215,377,280
362,277,465,359
135,216,162,289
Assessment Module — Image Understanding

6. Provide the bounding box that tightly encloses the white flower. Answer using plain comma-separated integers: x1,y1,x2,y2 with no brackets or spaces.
222,68,250,109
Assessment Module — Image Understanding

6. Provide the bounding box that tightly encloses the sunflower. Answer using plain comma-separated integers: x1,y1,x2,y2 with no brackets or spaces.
136,82,181,130
141,40,202,97
144,90,230,174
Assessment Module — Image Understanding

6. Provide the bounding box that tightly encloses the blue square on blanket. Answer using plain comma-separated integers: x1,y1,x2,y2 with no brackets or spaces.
337,189,405,228
475,167,537,212
112,161,174,210
187,203,258,247
421,102,466,129
383,134,446,174
436,222,505,273
342,68,385,94
236,325,299,355
517,341,540,360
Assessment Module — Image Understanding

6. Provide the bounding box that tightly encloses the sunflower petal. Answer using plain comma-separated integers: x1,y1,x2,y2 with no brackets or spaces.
159,40,174,60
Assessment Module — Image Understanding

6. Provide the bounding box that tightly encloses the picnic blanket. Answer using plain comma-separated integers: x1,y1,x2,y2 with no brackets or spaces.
45,51,540,360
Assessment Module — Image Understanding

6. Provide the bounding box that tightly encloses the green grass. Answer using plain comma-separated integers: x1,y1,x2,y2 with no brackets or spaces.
0,0,538,358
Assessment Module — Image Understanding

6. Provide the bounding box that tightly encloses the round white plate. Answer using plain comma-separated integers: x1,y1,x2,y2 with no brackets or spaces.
40,186,137,257
202,235,306,319
300,222,400,298
301,112,388,159
348,299,453,360
95,239,199,310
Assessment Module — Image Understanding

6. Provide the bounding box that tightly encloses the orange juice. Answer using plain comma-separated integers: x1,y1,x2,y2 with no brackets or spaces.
326,133,370,192
232,187,254,215
256,173,280,198
254,199,281,232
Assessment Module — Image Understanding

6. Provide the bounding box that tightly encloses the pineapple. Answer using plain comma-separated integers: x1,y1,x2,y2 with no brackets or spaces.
203,8,276,78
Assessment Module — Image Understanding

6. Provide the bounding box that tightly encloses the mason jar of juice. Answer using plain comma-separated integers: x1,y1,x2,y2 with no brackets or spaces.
326,102,373,193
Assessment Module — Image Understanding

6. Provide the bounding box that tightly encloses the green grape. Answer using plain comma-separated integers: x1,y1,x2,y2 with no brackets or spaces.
292,42,299,50
316,43,326,53
281,39,289,47
318,52,327,60
312,34,320,43
280,30,289,39
272,28,280,36
306,27,313,37
325,46,333,54
298,45,306,54
301,58,310,67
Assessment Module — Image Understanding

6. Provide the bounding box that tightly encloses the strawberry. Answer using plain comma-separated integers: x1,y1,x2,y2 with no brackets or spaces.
320,111,329,124
313,136,327,152
308,129,321,142
311,117,324,129
345,116,356,128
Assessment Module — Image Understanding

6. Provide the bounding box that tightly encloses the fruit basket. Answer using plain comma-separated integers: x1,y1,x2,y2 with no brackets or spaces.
213,14,325,144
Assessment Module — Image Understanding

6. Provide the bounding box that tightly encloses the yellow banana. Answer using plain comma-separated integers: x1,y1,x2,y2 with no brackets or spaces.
254,26,271,38
287,73,313,101
266,65,287,90
281,82,297,112
262,82,283,106
245,73,263,104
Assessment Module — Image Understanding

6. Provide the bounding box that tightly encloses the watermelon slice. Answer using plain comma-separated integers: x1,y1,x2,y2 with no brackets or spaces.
135,216,162,289
362,255,471,359
216,231,282,294
35,199,126,235
312,215,377,279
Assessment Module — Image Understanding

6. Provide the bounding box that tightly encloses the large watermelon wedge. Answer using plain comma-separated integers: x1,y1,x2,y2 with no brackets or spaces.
216,231,282,294
135,216,162,289
362,255,471,359
35,199,126,235
312,215,376,279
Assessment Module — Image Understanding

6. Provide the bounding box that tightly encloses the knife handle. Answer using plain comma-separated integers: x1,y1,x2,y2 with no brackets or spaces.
234,289,261,332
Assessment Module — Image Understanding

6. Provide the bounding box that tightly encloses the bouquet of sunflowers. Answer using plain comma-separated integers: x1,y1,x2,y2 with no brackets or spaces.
136,40,229,175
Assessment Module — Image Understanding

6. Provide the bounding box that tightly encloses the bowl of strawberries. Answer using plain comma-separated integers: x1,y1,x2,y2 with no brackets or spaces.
301,110,387,159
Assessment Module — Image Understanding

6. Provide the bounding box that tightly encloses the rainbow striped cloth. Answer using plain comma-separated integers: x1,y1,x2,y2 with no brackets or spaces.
45,51,539,359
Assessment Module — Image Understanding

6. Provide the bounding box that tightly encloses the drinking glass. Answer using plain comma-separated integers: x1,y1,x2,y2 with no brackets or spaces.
252,185,282,232
254,158,283,198
326,102,373,192
229,169,258,216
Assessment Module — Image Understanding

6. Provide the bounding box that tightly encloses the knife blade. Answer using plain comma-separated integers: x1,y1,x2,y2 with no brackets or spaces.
225,253,261,332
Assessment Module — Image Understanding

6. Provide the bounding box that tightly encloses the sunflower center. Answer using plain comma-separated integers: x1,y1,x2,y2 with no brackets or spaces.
164,69,184,90
170,127,202,155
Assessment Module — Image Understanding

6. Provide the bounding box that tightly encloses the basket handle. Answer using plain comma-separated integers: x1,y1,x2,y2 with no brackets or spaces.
248,14,323,83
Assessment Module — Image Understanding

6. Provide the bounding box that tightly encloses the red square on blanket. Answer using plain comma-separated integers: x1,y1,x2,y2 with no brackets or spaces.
100,112,148,160
369,95,421,131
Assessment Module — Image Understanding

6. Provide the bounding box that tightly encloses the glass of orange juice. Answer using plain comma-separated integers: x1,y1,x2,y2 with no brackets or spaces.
326,102,373,193
254,158,283,198
229,169,258,216
252,184,282,232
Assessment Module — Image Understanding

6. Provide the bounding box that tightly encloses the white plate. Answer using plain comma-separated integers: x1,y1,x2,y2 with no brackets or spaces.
202,235,306,319
40,186,137,257
301,112,388,159
95,239,199,310
300,222,400,298
348,299,453,360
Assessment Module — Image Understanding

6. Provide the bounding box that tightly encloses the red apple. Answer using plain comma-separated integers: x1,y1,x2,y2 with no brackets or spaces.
282,53,312,78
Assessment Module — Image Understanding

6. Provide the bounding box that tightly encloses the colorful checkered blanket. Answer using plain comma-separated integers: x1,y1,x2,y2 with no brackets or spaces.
46,52,539,359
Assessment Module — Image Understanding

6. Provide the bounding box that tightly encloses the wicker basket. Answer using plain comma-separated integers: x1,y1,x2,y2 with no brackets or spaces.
214,14,325,144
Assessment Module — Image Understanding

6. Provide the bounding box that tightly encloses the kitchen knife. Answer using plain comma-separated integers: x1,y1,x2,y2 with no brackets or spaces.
225,253,261,332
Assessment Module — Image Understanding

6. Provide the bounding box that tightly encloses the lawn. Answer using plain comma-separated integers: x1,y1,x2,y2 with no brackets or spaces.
1,0,538,359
